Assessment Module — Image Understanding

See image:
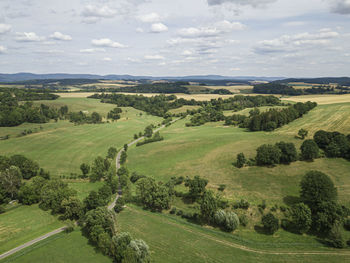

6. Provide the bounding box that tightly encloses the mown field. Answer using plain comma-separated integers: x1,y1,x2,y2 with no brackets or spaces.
0,98,161,177
0,205,63,254
116,205,349,263
2,229,112,263
127,102,350,207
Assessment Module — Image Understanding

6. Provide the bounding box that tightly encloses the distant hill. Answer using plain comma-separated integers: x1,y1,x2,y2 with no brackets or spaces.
0,73,284,83
275,77,350,86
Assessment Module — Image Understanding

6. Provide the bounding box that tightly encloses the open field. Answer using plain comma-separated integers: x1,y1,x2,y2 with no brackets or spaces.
127,103,350,207
67,181,104,200
168,105,201,114
223,106,289,116
116,205,349,263
282,94,350,104
0,205,63,254
0,98,161,177
2,229,112,263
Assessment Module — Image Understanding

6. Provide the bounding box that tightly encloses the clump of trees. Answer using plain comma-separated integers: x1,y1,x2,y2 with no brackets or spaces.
214,210,240,232
313,130,350,159
107,107,122,120
68,111,103,124
136,132,164,147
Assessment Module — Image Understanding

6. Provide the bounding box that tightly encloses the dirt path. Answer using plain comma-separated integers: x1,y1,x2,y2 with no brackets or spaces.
0,227,67,260
127,206,350,257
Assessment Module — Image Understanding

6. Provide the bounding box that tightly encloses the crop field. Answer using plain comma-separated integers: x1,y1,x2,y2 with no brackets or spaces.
2,229,112,263
0,205,63,254
282,94,350,104
116,205,349,263
0,98,161,177
127,103,350,206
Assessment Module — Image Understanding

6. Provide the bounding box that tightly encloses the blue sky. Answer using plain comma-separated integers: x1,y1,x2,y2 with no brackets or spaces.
0,0,349,77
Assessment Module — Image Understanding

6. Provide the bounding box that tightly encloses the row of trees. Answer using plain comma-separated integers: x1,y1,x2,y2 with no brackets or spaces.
314,130,350,159
253,83,341,95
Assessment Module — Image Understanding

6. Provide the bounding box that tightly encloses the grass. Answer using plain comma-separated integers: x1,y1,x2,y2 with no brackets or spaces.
2,229,112,263
223,106,289,116
0,205,64,254
282,94,350,104
116,204,349,263
0,98,161,177
67,181,104,200
168,105,201,114
127,103,350,207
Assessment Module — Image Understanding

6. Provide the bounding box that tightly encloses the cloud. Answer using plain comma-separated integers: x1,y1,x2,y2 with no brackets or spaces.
144,54,165,60
150,23,168,33
80,48,106,53
103,57,112,61
207,0,277,7
82,4,117,18
182,50,193,56
136,27,144,33
15,32,45,42
0,46,7,54
137,12,160,23
50,32,72,41
254,30,339,54
330,0,350,14
178,21,245,38
0,24,11,34
283,21,306,27
91,38,126,48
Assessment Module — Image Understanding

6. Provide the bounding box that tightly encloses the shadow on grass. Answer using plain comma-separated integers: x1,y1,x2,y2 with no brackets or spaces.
283,195,301,206
254,225,273,235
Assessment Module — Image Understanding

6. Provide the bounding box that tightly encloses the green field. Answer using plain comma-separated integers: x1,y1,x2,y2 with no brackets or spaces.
0,98,161,177
67,181,104,200
127,103,350,206
2,229,112,263
116,205,349,263
0,205,63,254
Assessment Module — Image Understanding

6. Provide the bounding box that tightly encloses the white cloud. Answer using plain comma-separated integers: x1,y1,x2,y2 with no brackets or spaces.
82,5,117,18
182,50,193,56
230,67,241,71
207,0,277,7
15,32,45,42
103,57,112,61
283,21,306,27
178,21,245,38
126,57,141,63
0,24,12,34
144,54,165,60
0,46,7,54
150,23,168,33
136,27,144,33
80,48,106,53
330,0,350,15
92,38,126,48
137,12,160,23
50,32,72,41
254,30,339,54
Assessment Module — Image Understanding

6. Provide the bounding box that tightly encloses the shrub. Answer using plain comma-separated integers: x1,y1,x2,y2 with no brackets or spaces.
114,197,125,213
170,207,177,214
233,199,250,210
256,144,281,166
218,184,226,192
239,214,248,227
300,139,319,160
236,153,246,168
326,223,346,248
344,218,350,231
176,210,183,216
290,203,312,233
262,213,279,234
275,141,297,164
214,210,240,232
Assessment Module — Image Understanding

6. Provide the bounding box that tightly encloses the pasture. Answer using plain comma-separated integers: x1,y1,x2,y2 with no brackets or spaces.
0,98,161,177
0,205,63,254
116,205,349,263
2,229,112,263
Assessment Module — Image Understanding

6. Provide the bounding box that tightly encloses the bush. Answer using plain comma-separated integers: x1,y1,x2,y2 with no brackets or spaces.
344,218,350,231
275,141,297,164
256,144,281,166
233,199,250,210
262,213,279,234
218,184,226,192
239,214,248,227
170,207,177,214
236,153,246,168
214,210,239,232
176,210,183,216
300,139,319,160
114,197,125,213
290,203,312,233
326,223,346,248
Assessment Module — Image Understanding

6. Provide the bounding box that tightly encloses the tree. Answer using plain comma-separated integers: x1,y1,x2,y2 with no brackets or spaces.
236,153,246,168
298,128,308,139
136,177,171,211
300,171,337,208
9,155,39,179
120,151,127,165
275,141,297,164
313,201,344,235
262,213,279,234
18,184,40,205
107,147,118,159
290,203,312,233
61,197,84,220
144,125,153,138
90,156,107,182
256,144,281,166
126,239,150,263
200,190,218,223
123,144,128,152
214,210,239,232
185,176,208,200
300,139,319,161
110,232,132,263
326,223,346,248
83,207,115,244
84,191,106,211
114,196,125,213
0,166,22,199
98,184,112,204
80,163,90,177
91,112,102,123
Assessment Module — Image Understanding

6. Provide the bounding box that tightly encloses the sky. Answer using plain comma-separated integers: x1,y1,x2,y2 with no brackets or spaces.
0,0,349,77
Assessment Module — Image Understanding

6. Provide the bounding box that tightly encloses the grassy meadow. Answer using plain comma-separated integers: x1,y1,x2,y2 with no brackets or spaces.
0,98,161,177
1,229,112,263
0,205,63,254
115,205,350,263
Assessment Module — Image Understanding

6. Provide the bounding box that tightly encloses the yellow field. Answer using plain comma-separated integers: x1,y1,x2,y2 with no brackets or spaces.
282,94,350,105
